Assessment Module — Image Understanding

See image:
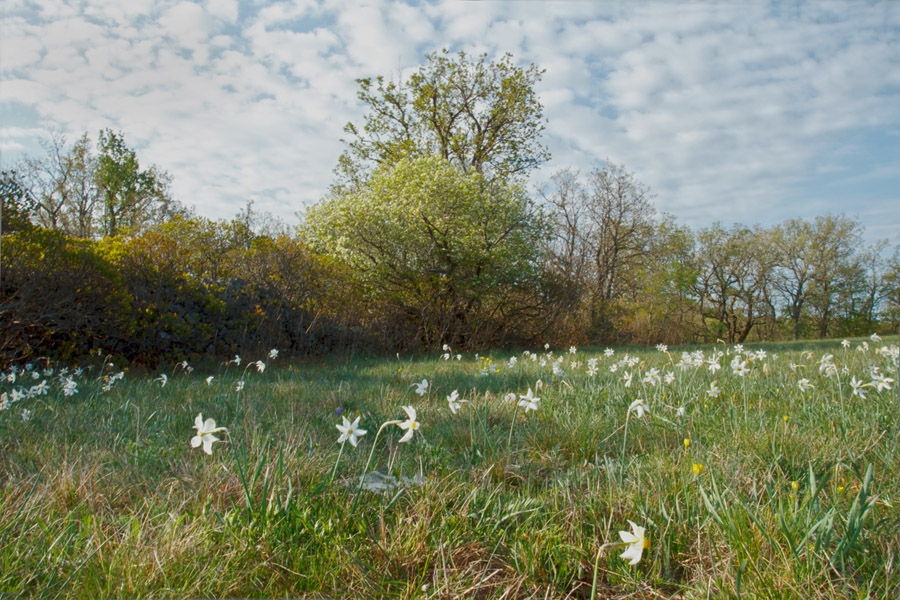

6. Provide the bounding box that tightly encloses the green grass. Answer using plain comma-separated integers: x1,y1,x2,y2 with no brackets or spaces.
1,337,898,599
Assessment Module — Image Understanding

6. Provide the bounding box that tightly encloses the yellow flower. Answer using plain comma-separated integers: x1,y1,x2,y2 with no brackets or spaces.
837,485,845,492
683,438,691,448
792,481,799,491
783,415,789,422
692,463,703,476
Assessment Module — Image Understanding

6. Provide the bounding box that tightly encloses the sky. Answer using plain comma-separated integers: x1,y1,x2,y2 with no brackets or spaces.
2,0,899,245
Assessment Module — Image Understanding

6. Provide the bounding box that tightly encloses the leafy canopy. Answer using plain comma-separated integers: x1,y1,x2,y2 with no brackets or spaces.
335,50,549,190
305,156,548,344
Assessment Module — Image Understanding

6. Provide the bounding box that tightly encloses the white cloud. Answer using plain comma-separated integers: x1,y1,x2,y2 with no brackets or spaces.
0,0,897,239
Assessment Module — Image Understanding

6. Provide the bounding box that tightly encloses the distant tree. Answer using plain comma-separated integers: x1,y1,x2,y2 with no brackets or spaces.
1,169,35,234
335,50,549,190
542,163,658,340
96,129,177,237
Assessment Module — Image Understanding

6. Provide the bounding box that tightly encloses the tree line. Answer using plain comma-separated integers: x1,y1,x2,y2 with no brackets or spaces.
1,50,897,366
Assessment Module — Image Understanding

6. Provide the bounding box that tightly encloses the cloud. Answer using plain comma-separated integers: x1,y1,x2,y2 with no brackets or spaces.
0,0,897,242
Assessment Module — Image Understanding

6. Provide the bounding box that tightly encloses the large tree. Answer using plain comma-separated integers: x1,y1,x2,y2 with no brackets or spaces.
305,156,548,348
335,50,549,190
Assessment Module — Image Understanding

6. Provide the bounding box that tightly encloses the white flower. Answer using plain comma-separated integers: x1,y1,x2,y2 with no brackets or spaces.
412,379,428,396
664,372,675,385
544,343,550,350
871,373,893,393
206,376,214,386
22,408,33,422
642,368,661,387
569,346,577,355
155,373,168,387
656,344,668,353
269,349,279,359
798,378,813,392
604,348,614,357
191,413,227,455
706,381,720,398
447,389,466,414
518,387,539,412
235,380,245,392
623,371,633,387
503,392,518,403
628,398,649,419
254,360,265,373
62,378,78,396
397,406,421,443
675,406,686,417
0,392,8,411
619,520,648,565
870,333,881,342
336,415,367,447
841,339,850,348
850,376,869,399
707,359,720,373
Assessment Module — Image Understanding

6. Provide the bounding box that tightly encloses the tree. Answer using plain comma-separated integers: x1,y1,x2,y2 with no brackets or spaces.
1,170,35,234
335,50,549,190
693,224,775,343
542,163,658,340
305,156,548,348
96,129,176,237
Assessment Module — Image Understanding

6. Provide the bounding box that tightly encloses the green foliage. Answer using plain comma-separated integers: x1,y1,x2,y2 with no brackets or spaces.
1,169,36,234
0,228,131,362
306,156,550,348
336,50,549,190
96,129,175,238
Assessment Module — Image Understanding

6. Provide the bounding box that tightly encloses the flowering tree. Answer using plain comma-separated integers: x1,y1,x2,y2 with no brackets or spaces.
304,156,548,348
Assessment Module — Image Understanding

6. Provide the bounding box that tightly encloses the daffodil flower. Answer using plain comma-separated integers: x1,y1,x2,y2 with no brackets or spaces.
447,389,467,414
411,379,428,396
191,413,227,455
336,415,367,447
628,398,649,419
518,387,539,412
618,520,648,565
397,406,421,442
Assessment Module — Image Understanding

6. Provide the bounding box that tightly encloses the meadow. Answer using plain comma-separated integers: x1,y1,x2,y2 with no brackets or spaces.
0,337,898,599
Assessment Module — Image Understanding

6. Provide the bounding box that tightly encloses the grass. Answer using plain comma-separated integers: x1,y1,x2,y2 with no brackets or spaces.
1,337,898,599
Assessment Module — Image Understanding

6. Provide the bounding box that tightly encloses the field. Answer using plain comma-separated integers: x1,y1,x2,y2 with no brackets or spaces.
1,337,898,599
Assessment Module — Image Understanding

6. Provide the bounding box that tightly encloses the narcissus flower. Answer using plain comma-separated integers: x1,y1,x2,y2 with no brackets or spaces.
191,413,227,455
412,379,428,396
397,406,421,443
336,415,367,447
619,521,649,565
518,387,539,412
628,398,649,419
447,389,466,414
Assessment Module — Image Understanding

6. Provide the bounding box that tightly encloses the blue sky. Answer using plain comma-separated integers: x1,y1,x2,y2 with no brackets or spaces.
2,0,899,244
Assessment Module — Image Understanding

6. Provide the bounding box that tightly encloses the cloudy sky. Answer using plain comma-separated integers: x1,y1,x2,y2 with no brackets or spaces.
2,0,899,243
